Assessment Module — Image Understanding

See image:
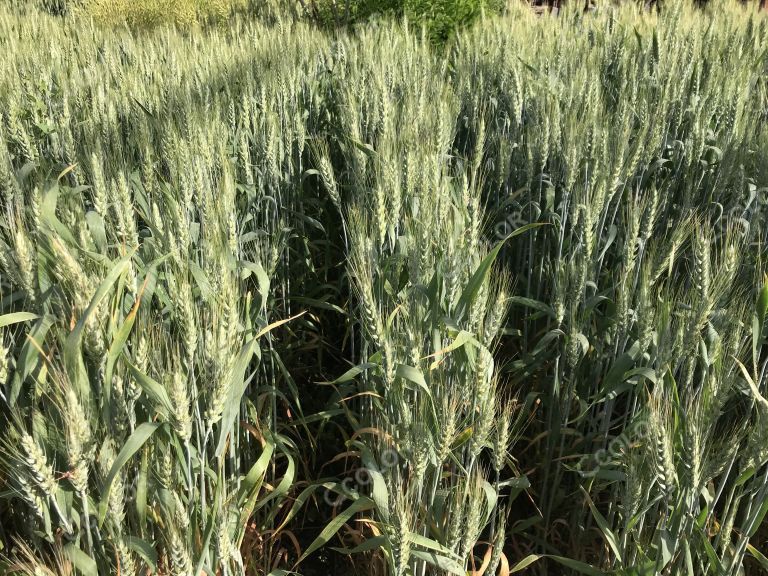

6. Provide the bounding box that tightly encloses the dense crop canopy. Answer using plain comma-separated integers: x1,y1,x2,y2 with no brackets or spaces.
0,1,767,575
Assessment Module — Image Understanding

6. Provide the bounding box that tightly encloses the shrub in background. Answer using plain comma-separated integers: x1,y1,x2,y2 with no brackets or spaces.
403,0,505,43
37,0,249,26
302,0,504,42
36,0,503,39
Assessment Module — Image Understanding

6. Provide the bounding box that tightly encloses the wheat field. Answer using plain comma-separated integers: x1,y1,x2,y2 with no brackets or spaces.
0,1,767,575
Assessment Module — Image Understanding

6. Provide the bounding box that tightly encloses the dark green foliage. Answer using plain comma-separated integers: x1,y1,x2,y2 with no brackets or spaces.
305,0,504,42
404,0,505,42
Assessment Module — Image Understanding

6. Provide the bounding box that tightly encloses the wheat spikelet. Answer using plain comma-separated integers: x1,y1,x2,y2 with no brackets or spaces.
115,537,136,576
693,226,711,302
460,476,486,560
386,485,412,576
409,421,431,484
483,287,508,345
216,510,233,566
63,387,92,494
16,473,47,524
487,508,506,576
168,526,193,576
114,173,138,249
177,281,198,368
99,441,126,528
10,223,37,303
493,404,512,475
169,369,192,444
19,433,57,499
648,402,677,495
0,332,9,386
436,395,459,466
